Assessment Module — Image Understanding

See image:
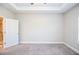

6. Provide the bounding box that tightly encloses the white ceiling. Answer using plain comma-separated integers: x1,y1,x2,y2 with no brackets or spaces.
1,3,77,13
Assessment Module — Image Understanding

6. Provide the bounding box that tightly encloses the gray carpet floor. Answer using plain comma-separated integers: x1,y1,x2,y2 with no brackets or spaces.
0,44,78,55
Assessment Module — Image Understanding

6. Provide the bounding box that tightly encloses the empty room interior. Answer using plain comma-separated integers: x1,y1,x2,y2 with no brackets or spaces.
0,3,79,55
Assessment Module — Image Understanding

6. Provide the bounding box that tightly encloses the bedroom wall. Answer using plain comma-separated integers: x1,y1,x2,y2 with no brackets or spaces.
16,13,64,43
64,5,79,52
0,3,79,53
0,5,15,19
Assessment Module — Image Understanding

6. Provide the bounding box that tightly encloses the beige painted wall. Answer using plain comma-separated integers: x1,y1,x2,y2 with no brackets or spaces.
16,13,64,43
64,5,79,51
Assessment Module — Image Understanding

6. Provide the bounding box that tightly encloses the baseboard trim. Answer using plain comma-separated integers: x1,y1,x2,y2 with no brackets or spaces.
20,42,64,44
64,43,79,54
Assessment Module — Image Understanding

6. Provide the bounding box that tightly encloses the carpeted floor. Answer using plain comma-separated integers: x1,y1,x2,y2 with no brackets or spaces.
0,44,78,55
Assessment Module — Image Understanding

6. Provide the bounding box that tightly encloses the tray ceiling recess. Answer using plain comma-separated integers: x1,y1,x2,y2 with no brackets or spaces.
1,3,77,13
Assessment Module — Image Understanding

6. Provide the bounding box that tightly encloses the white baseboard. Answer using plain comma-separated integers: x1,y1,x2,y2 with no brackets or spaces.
20,41,64,44
64,43,79,54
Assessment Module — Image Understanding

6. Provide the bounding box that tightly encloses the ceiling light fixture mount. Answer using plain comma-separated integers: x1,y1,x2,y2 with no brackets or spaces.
30,3,34,5
43,3,47,4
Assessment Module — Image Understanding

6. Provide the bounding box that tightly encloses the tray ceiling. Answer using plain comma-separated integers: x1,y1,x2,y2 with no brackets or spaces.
1,3,77,13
